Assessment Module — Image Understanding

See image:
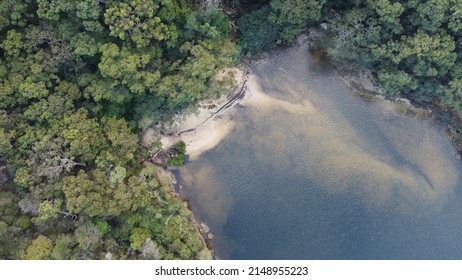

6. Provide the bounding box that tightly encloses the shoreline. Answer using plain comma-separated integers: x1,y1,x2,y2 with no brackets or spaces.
307,28,462,158
143,66,249,162
142,65,251,258
330,54,462,158
151,61,314,258
145,33,462,259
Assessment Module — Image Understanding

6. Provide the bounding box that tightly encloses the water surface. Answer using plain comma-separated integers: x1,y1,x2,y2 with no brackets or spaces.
179,43,462,259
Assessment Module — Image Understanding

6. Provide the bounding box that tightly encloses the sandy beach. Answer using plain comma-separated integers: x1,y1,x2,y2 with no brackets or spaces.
141,67,250,161
160,68,321,161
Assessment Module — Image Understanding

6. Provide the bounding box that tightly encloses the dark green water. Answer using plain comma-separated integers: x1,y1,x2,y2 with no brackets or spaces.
179,42,462,259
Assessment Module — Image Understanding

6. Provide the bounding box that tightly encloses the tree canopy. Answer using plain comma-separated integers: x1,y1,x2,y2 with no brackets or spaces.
2,0,461,260
324,0,462,109
0,0,236,260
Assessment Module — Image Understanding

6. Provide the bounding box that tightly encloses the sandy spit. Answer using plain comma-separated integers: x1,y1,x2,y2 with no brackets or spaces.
143,67,257,161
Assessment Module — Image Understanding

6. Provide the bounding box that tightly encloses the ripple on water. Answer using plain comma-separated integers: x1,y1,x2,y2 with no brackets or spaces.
179,42,462,259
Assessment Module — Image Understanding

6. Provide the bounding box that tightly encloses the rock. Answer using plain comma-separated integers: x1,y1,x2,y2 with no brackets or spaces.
394,97,411,105
201,222,210,233
105,252,113,260
405,109,416,118
207,233,214,240
320,23,328,30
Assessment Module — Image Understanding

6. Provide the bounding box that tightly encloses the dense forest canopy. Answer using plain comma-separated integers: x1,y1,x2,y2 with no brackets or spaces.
236,0,462,111
325,0,462,111
0,0,237,260
1,0,461,259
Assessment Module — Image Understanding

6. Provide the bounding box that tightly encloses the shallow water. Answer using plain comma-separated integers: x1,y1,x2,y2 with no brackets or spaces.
179,43,462,259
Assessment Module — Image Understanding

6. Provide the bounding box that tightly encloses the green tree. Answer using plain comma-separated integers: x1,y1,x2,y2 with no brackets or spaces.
76,0,104,32
98,43,161,94
412,0,450,34
370,0,404,34
25,235,53,260
37,199,62,221
269,0,326,42
36,0,74,21
184,3,229,40
62,109,107,162
130,227,151,250
448,0,462,36
441,79,462,110
0,0,227,260
237,5,279,53
104,0,174,48
0,0,33,30
51,234,77,260
324,0,461,105
74,222,102,253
